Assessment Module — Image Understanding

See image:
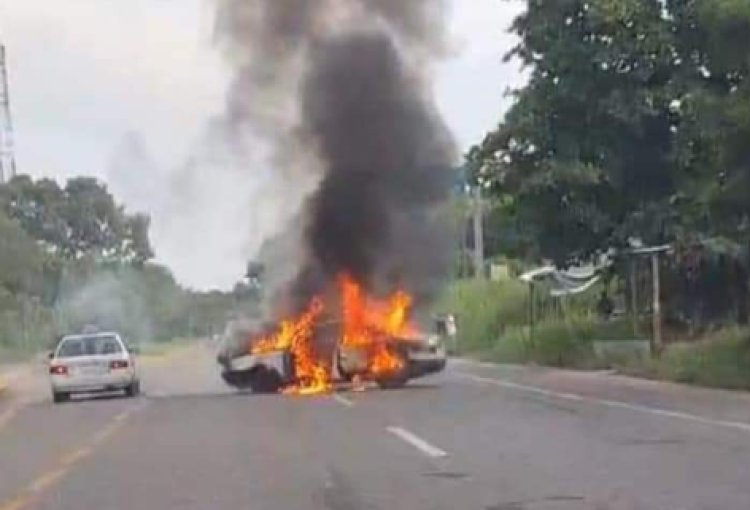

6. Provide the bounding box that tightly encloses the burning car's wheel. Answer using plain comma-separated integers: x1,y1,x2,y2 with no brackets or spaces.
373,347,410,390
221,366,283,394
374,374,409,390
247,366,284,394
375,366,409,390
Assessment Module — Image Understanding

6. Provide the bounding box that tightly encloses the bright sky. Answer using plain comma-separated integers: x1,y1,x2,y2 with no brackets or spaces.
0,0,525,289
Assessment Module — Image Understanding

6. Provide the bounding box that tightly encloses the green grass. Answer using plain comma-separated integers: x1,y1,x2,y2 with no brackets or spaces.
437,278,750,391
476,315,602,368
434,278,643,367
433,278,528,353
587,317,644,341
626,327,750,390
476,320,750,390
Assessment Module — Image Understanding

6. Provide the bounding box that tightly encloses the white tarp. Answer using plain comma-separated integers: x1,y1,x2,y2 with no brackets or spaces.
520,265,601,297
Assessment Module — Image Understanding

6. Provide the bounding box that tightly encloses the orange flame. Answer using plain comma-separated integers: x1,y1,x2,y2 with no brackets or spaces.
249,273,418,395
339,273,415,378
252,298,331,395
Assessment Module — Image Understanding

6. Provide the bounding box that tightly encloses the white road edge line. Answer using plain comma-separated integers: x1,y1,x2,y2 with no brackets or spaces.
457,372,750,434
387,426,448,458
332,393,354,408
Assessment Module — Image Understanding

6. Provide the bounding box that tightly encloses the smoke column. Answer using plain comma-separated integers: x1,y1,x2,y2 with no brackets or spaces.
214,0,456,313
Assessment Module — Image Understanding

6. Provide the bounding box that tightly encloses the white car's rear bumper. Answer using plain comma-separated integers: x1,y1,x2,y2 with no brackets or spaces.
51,371,137,393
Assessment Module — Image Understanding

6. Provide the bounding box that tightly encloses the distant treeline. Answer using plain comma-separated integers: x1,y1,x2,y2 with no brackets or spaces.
0,175,252,353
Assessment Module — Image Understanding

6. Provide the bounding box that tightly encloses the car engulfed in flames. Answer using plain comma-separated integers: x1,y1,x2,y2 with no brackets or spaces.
218,274,446,395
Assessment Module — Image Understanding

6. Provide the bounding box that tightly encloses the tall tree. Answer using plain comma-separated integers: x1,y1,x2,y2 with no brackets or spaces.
0,176,67,253
0,211,44,297
0,176,154,263
475,0,750,267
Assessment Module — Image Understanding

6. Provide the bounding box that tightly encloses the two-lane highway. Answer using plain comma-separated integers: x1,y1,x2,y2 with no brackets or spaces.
1,343,749,509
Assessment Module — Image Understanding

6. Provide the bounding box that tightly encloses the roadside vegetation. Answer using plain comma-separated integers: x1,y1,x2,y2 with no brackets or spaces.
0,175,257,361
435,277,639,368
437,275,750,390
444,1,750,392
628,328,750,391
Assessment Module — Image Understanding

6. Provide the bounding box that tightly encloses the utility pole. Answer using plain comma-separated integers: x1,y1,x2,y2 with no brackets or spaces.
472,186,484,279
651,252,662,355
0,43,17,183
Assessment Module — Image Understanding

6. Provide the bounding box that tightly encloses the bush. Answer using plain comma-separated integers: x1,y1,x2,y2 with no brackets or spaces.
433,278,528,353
436,279,750,391
435,279,626,365
0,298,58,353
636,327,750,390
436,278,659,370
529,316,597,367
478,315,599,368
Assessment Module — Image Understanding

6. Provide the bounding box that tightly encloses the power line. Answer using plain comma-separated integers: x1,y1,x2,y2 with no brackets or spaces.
0,43,17,183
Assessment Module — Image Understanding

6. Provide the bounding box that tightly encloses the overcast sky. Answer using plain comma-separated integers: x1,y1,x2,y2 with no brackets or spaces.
0,0,525,289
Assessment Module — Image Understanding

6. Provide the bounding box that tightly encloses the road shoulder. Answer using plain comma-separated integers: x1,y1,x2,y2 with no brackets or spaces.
452,358,750,428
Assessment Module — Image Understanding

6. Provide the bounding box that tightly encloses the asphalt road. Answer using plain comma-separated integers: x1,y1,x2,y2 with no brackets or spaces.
1,343,750,510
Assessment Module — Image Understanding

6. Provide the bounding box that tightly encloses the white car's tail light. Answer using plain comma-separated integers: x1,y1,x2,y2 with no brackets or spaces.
110,360,129,370
49,364,68,375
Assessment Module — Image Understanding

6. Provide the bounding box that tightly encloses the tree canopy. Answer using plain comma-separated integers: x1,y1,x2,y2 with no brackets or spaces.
473,0,750,266
0,176,153,263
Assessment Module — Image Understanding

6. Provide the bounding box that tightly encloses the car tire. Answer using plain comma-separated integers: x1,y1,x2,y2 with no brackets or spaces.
125,381,140,397
52,391,69,404
375,349,410,390
375,374,409,390
248,366,283,394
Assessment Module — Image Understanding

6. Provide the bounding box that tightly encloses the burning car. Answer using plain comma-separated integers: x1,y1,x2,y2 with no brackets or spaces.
218,322,446,394
335,330,447,390
217,274,446,394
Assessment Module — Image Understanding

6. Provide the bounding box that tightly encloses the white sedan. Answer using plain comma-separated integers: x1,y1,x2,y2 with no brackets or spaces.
49,332,140,403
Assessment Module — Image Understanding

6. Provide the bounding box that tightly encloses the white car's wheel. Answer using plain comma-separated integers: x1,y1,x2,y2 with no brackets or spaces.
52,391,70,404
125,381,140,397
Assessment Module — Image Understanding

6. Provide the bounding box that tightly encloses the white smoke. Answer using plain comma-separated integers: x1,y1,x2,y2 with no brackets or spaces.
60,271,153,343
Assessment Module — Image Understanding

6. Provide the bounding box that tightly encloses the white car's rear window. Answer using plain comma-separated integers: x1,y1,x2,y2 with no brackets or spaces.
57,335,122,358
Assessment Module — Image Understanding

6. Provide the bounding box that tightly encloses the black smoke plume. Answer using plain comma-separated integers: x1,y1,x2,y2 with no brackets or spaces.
214,0,456,315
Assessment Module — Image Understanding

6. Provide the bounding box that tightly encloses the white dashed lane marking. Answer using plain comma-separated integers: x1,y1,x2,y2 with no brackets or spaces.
332,393,354,408
387,426,448,458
